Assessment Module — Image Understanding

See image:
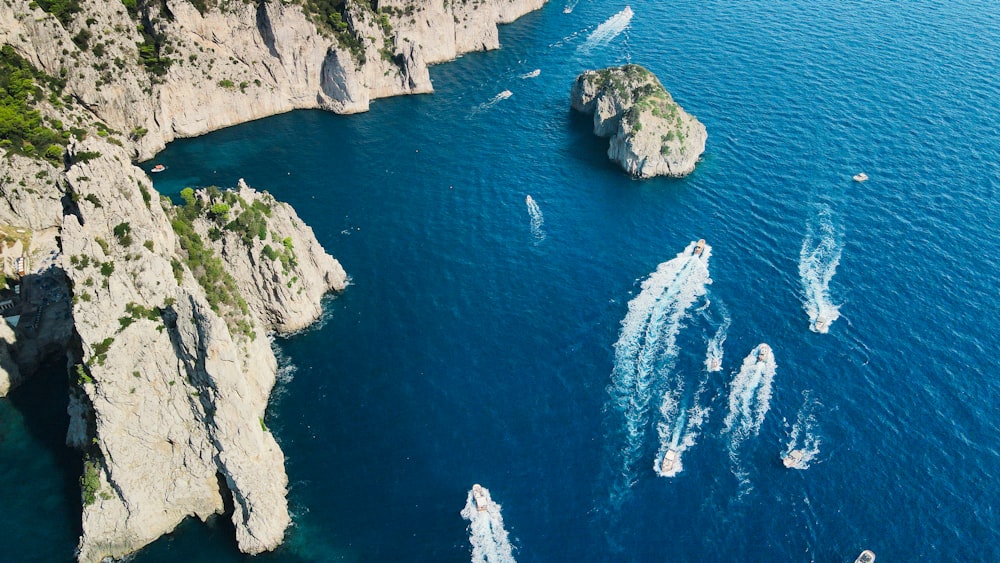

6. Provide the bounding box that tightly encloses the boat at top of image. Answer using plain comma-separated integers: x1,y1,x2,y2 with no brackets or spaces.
151,164,166,173
852,172,868,182
472,484,490,512
813,317,829,331
692,239,706,257
706,356,722,372
854,550,876,563
756,343,771,364
782,449,805,469
658,449,679,476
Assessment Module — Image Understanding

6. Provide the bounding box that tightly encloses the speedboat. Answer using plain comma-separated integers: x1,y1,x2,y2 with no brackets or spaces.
472,484,489,512
853,172,868,182
659,449,679,476
151,164,166,173
782,449,805,469
706,357,722,372
756,343,771,364
854,550,876,563
813,317,829,332
692,239,706,257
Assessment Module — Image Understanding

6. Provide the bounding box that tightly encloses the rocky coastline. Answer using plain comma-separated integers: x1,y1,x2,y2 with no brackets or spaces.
0,0,545,560
571,64,707,178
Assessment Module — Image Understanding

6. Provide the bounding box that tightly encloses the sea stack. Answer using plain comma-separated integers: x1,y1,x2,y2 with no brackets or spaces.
571,64,707,178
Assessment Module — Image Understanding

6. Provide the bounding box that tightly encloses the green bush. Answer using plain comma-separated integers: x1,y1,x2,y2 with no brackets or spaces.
0,45,67,162
80,457,100,506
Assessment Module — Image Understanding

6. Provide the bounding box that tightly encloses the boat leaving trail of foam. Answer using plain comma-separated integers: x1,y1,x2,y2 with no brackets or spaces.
525,195,545,243
461,484,516,563
471,90,513,116
578,6,634,54
562,0,579,13
800,205,843,333
608,240,711,497
705,308,731,372
781,391,822,470
723,344,777,491
653,372,711,478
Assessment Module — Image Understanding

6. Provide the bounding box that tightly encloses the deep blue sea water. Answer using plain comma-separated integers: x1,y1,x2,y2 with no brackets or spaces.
6,0,1000,560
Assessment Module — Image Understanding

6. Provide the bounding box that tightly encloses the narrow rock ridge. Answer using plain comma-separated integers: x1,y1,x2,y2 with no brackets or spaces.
60,139,346,560
571,64,707,178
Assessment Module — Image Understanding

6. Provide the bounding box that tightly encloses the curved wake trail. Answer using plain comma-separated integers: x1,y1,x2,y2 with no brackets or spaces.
800,205,843,333
461,485,516,563
705,310,731,372
577,6,634,55
723,344,777,491
525,195,545,243
782,392,822,470
653,373,710,478
608,241,712,498
470,90,513,117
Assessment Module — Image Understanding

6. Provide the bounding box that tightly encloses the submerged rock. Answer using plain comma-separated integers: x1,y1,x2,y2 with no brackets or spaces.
571,64,707,178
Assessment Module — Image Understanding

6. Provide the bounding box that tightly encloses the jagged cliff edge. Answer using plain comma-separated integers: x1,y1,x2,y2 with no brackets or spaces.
0,0,545,560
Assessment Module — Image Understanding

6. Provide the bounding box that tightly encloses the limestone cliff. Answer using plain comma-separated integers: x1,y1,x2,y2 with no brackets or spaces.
0,0,544,560
0,0,546,160
59,139,346,560
571,64,707,178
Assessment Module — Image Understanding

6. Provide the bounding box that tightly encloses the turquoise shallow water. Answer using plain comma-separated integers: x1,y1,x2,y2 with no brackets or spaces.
6,0,1000,560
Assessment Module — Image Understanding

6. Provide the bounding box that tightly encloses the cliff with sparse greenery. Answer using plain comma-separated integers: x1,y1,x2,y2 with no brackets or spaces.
571,64,707,178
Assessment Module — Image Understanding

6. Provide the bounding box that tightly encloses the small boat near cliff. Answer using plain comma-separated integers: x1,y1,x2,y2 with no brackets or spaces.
151,164,166,173
853,172,868,182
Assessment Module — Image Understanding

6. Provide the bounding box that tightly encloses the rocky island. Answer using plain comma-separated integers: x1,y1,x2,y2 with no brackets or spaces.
571,64,707,178
0,0,546,560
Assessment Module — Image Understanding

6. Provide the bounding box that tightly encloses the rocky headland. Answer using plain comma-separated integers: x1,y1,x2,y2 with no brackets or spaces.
571,64,707,178
0,0,545,560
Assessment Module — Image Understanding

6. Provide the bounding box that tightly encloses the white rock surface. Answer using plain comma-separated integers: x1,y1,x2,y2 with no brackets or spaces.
58,141,341,561
571,64,707,178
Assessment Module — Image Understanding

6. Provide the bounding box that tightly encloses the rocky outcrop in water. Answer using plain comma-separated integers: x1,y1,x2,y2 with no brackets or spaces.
59,139,347,561
571,64,707,178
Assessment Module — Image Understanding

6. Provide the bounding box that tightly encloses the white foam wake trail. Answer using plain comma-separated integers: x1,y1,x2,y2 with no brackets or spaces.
609,241,712,492
461,485,516,563
578,6,634,54
723,345,777,448
653,374,710,478
563,0,579,13
799,205,843,333
705,312,731,372
525,195,545,243
782,392,822,469
472,90,513,115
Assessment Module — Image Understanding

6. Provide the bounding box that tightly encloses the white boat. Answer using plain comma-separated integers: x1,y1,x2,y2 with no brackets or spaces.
472,484,489,512
813,317,829,331
756,343,771,364
658,449,679,476
782,449,805,469
854,550,876,563
706,357,722,372
692,239,706,257
151,164,166,173
853,172,868,182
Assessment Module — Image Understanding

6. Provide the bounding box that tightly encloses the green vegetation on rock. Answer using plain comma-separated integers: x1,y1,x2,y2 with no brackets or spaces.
0,45,68,163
